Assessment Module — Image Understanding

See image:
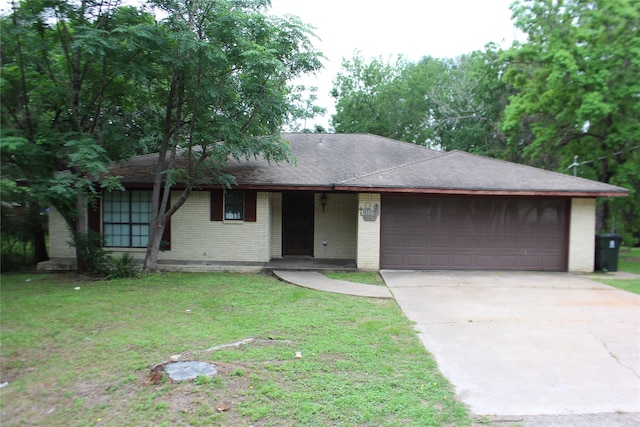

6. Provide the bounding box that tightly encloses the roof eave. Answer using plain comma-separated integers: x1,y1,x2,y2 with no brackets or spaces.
333,185,629,198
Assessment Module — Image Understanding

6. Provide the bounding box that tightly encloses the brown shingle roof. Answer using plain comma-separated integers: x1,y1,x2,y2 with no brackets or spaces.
108,133,628,197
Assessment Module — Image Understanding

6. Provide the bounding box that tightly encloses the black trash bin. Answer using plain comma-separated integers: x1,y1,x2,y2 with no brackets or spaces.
595,233,622,272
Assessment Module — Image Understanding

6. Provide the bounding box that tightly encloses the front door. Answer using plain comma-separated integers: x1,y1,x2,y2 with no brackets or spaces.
282,192,314,256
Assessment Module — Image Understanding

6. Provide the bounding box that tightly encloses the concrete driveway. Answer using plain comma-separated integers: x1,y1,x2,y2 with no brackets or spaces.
381,270,640,417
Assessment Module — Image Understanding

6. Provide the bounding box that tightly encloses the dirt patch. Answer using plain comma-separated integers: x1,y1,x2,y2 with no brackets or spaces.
160,362,253,424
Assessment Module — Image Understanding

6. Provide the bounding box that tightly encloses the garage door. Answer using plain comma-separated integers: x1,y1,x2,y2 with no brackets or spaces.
381,195,568,271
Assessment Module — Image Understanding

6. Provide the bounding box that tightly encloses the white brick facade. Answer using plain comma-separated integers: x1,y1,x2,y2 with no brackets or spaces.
356,193,381,270
48,207,76,258
270,192,283,258
314,193,357,259
568,198,596,273
166,191,271,262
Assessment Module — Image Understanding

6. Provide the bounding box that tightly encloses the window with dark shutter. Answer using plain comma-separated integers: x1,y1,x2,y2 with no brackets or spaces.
210,189,257,222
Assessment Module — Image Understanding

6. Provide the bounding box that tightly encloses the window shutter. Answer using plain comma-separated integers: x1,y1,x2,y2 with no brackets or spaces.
88,198,101,233
210,190,224,221
244,190,257,222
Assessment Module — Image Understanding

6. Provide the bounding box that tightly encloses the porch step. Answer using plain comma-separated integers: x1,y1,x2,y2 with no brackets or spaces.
264,258,357,273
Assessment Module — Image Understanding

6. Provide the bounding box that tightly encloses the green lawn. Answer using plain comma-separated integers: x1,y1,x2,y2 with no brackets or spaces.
0,273,471,427
324,271,386,286
594,247,640,295
618,247,640,275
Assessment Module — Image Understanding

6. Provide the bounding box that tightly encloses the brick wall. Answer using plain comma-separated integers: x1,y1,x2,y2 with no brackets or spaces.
314,193,357,259
356,193,381,270
164,190,271,262
568,198,596,272
270,192,282,258
48,207,76,258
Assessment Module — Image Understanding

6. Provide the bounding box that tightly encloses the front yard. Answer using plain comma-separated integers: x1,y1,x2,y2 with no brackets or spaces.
0,272,470,426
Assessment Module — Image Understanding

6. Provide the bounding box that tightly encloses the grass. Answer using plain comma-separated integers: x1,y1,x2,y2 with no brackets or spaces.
593,247,640,295
0,272,471,427
618,247,640,275
323,271,386,286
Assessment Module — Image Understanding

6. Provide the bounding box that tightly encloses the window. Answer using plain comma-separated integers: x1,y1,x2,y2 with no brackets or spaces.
225,191,244,220
211,189,257,222
103,190,152,247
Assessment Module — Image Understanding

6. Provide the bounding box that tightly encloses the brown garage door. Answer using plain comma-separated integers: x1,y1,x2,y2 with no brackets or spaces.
381,195,568,271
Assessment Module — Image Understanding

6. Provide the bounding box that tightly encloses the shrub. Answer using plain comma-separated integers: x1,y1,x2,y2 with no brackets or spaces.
107,252,140,279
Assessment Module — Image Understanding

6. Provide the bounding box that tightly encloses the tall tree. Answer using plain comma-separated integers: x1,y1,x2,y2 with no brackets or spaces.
331,49,509,155
424,46,510,157
140,0,322,272
1,1,157,271
502,0,640,243
331,53,433,145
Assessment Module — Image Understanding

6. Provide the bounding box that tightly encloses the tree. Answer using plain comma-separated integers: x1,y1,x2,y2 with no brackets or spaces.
423,46,510,157
331,53,432,145
331,49,510,155
502,0,640,243
285,85,327,132
2,0,322,273
140,0,322,272
1,1,157,272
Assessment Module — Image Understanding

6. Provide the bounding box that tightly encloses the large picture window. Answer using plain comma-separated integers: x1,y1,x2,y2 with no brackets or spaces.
103,190,152,247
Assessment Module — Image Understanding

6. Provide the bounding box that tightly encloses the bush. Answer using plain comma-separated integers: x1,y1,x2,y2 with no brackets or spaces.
107,252,140,279
74,231,112,276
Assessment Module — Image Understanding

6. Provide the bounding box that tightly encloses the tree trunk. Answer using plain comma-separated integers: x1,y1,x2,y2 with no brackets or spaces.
143,217,166,274
75,190,88,274
31,204,49,262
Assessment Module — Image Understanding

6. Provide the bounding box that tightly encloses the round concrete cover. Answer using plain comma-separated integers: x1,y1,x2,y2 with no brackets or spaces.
164,361,218,381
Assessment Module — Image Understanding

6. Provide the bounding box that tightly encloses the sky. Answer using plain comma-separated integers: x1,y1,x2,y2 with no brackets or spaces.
267,0,523,130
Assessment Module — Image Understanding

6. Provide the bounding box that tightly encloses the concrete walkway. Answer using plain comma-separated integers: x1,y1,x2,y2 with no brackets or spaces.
273,270,392,298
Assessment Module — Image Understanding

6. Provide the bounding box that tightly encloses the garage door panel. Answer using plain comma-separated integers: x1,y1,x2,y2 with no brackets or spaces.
406,235,427,248
452,254,473,268
430,254,452,268
381,196,568,271
407,254,428,266
429,236,450,248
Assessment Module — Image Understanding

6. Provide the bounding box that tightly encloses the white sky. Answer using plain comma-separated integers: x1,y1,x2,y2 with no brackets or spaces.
268,0,522,130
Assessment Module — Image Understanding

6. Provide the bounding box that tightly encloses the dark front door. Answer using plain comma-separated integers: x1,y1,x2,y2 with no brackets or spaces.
282,192,314,256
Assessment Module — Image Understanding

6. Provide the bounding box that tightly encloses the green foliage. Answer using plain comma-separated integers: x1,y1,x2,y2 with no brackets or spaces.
1,0,164,271
72,231,111,277
331,53,428,144
106,252,140,280
502,0,640,243
330,48,509,157
1,0,323,273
